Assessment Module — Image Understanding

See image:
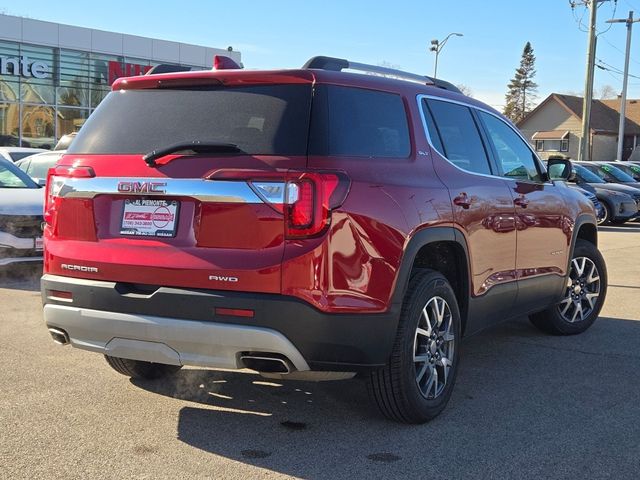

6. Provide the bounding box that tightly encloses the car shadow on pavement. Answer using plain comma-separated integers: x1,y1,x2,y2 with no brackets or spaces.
0,264,41,292
131,315,640,479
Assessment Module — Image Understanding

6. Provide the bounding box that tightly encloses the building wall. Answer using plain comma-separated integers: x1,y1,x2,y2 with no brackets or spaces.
0,14,241,148
0,14,241,66
591,135,617,161
518,99,582,160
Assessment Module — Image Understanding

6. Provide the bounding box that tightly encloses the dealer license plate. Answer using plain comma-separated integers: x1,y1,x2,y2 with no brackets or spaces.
120,199,179,237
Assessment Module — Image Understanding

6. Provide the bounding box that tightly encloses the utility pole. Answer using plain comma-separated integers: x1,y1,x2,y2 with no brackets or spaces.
578,0,604,161
606,11,640,161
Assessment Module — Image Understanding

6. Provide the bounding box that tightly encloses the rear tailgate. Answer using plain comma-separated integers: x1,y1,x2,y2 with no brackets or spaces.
44,80,313,294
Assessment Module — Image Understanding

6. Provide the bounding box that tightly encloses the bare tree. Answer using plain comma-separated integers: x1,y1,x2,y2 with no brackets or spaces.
596,84,618,99
456,84,473,97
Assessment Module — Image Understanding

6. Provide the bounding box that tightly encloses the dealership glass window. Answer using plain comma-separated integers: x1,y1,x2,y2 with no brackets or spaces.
535,140,544,151
0,102,21,146
561,138,569,152
21,104,56,149
91,88,111,109
57,107,89,137
19,44,55,105
58,50,90,107
90,52,124,87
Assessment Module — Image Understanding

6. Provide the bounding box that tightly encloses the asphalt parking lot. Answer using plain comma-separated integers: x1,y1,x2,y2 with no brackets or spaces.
1,225,639,480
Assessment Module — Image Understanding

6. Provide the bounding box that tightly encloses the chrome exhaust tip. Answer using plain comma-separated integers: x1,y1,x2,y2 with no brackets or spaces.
48,327,70,345
240,354,292,374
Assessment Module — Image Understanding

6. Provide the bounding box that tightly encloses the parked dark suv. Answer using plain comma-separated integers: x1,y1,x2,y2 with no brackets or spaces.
42,56,607,423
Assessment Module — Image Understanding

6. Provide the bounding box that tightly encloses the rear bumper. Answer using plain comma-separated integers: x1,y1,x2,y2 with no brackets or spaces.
41,275,399,371
0,231,42,266
44,304,310,371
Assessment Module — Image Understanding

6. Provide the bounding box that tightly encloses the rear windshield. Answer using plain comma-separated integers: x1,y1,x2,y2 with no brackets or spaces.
9,151,39,162
69,85,312,156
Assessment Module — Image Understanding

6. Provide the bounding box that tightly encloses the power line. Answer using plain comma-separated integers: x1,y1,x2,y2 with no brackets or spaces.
596,0,619,35
600,35,640,65
597,57,640,78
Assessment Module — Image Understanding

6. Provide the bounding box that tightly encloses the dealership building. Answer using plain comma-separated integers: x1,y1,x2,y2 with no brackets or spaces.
0,14,241,148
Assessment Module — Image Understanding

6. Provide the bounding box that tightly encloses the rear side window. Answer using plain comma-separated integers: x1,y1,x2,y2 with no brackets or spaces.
309,85,410,158
424,99,492,175
69,84,312,155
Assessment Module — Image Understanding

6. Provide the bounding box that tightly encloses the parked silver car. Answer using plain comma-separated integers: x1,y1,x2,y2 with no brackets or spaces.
0,158,44,266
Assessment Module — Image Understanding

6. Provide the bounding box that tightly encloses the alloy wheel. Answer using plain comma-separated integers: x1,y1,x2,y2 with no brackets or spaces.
558,257,601,323
413,296,455,399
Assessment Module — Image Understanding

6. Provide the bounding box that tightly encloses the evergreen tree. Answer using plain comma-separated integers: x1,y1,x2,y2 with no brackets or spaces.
503,42,538,122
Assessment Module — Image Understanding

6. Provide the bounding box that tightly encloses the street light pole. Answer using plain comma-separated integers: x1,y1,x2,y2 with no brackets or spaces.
606,11,640,161
429,32,463,79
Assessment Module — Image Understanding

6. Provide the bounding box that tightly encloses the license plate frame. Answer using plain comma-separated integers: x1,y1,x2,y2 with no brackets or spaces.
120,199,180,238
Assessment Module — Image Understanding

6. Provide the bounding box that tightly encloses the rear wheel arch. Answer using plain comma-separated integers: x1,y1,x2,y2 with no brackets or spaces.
392,228,470,335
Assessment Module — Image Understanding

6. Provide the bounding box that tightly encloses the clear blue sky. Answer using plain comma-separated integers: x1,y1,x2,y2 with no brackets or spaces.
4,0,640,109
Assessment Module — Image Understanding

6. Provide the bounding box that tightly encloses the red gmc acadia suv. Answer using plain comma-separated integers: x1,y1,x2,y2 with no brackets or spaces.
42,56,607,423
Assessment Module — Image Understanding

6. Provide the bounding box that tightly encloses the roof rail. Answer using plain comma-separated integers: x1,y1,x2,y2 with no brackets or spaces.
302,56,462,94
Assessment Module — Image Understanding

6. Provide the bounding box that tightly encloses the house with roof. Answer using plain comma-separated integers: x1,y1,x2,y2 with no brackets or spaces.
517,93,640,160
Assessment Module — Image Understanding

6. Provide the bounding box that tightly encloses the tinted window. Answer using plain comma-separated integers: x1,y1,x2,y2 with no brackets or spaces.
69,85,312,155
310,85,410,157
8,151,40,162
426,100,491,175
479,112,542,182
421,99,444,154
573,164,605,183
597,163,636,182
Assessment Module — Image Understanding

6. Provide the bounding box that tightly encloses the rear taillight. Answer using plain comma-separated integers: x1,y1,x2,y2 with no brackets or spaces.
208,170,350,238
44,165,95,226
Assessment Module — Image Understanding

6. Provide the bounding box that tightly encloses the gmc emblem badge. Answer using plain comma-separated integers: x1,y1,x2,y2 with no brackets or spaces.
117,181,167,194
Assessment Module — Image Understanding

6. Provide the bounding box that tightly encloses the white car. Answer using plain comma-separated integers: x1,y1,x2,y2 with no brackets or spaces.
15,150,65,185
0,158,44,266
0,147,46,163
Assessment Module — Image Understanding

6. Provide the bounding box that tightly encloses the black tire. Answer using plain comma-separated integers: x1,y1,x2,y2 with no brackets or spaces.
529,239,607,335
368,270,461,424
104,355,182,379
598,202,611,226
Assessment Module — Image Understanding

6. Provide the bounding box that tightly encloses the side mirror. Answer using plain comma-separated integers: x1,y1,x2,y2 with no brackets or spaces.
547,158,576,182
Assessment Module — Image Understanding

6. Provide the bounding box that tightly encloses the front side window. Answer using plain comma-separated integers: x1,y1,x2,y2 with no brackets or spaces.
424,99,492,175
479,112,542,182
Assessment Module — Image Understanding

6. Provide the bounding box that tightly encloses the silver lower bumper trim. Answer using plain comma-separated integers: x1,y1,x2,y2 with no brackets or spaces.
43,304,310,371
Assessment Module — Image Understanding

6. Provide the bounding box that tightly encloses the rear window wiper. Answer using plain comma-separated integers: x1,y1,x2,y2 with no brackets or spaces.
143,141,243,167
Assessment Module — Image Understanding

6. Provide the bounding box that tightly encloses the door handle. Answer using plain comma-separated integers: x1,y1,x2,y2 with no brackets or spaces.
453,193,471,209
514,196,529,208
